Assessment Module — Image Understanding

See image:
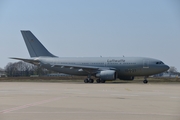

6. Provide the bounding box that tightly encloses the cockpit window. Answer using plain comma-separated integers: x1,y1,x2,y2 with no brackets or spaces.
156,61,164,64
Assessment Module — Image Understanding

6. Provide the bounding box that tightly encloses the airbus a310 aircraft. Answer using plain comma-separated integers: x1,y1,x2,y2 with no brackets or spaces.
11,31,169,84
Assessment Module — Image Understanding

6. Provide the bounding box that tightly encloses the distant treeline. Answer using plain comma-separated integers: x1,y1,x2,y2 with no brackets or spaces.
4,61,53,77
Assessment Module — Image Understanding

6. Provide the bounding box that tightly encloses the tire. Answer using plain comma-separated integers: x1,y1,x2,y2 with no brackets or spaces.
89,79,94,83
143,80,148,84
96,79,100,83
84,79,89,83
100,80,105,83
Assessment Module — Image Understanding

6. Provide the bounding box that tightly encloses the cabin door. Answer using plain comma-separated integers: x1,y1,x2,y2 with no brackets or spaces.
143,60,149,68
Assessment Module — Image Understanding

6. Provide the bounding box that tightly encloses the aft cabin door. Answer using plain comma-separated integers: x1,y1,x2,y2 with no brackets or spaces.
143,60,149,68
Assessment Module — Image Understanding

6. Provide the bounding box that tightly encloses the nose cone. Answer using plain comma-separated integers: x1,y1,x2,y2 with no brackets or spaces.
164,65,170,71
155,65,169,74
166,65,170,70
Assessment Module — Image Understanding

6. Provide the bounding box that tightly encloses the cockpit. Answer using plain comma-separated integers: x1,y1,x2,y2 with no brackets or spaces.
156,61,164,64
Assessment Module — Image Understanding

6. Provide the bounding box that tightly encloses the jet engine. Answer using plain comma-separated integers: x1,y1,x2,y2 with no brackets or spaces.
118,76,134,81
96,70,117,80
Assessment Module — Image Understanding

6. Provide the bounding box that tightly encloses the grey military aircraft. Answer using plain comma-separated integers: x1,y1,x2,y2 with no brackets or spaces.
11,31,169,84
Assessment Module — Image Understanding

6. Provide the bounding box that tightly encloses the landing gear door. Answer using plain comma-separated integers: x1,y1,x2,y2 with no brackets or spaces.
143,60,149,68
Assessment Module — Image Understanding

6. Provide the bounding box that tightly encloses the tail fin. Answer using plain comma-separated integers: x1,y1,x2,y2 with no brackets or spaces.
21,30,56,57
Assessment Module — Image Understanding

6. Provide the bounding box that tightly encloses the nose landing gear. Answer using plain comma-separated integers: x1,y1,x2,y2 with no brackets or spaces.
143,76,148,84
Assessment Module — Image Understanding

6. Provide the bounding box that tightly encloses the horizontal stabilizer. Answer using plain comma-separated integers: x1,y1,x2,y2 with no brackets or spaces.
10,57,40,65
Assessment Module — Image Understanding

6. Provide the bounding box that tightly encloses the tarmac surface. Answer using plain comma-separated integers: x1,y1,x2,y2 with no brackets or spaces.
0,82,180,120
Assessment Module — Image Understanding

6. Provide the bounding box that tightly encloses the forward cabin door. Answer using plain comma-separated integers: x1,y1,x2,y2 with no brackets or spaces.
143,60,149,68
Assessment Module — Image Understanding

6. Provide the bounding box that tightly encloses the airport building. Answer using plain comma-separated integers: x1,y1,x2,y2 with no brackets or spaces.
0,69,7,77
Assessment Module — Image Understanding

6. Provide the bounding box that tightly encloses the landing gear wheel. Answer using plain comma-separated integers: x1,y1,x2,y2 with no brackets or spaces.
143,76,148,84
100,80,105,83
143,80,148,84
89,79,94,83
84,79,89,83
96,79,100,83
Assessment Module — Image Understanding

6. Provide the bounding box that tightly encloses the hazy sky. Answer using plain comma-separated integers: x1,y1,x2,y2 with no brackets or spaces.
0,0,180,71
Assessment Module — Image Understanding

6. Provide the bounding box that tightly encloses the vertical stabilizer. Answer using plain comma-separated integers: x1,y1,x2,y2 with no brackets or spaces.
21,30,56,57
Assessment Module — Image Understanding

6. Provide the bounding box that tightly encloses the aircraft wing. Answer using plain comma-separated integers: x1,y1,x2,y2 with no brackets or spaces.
10,57,116,74
52,64,115,74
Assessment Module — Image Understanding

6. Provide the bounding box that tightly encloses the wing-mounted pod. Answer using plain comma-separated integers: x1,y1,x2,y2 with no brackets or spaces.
96,70,117,80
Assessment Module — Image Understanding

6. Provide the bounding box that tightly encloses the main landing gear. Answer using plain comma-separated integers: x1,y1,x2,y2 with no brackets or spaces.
143,76,148,84
96,79,105,83
84,78,106,83
84,78,94,83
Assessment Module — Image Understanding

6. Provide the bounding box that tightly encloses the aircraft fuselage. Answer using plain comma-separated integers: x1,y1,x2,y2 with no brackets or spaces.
37,56,169,77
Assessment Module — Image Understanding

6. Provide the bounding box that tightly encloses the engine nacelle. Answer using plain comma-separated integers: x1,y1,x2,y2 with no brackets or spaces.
96,70,117,80
118,76,134,81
